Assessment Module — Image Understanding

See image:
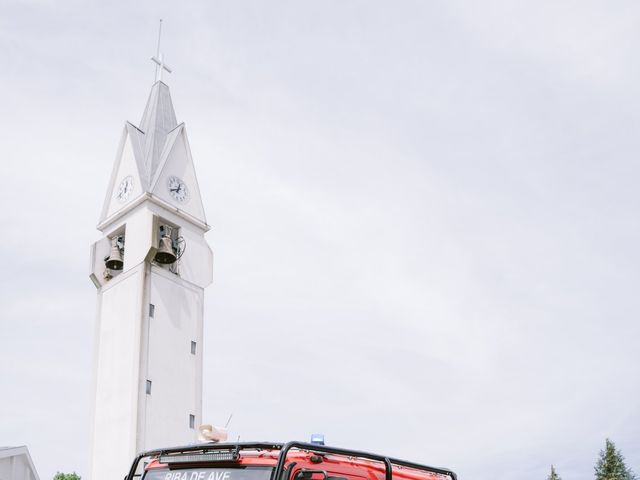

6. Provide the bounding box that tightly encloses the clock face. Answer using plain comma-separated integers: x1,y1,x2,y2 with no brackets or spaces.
116,175,134,203
168,176,189,203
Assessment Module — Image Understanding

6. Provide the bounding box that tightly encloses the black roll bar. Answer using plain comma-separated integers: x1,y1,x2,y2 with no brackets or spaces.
124,441,456,480
125,442,283,480
272,442,456,480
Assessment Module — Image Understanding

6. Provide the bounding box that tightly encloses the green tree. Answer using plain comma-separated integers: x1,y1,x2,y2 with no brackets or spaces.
53,473,81,480
594,439,636,480
548,465,562,480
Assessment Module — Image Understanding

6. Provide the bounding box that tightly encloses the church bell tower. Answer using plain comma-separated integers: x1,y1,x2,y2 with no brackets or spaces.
88,46,213,480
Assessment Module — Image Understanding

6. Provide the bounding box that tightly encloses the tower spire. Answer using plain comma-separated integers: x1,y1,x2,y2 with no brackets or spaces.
151,19,172,83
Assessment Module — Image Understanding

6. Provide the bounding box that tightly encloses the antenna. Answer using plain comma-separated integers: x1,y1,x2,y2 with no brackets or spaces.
233,435,241,458
225,414,233,429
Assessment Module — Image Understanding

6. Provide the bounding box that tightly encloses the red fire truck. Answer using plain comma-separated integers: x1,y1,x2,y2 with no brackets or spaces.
125,440,457,480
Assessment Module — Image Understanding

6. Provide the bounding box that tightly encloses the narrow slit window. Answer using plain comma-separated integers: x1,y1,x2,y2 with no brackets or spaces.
189,414,195,429
149,304,155,318
146,380,152,395
191,341,197,355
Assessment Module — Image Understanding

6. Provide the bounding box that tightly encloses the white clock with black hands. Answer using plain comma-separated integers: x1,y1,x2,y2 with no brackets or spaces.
168,175,189,203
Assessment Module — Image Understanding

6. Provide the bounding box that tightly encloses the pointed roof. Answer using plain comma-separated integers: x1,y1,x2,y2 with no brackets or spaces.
138,81,178,185
99,79,208,229
0,446,40,480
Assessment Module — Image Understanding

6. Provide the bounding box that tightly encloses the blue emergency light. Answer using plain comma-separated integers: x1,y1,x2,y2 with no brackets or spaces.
310,433,325,445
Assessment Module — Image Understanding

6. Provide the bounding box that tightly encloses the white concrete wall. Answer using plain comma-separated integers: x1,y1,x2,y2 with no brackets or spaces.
142,267,204,449
175,220,213,288
90,267,144,480
88,236,112,288
121,208,154,268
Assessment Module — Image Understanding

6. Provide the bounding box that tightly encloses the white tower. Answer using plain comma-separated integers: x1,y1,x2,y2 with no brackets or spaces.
88,52,213,480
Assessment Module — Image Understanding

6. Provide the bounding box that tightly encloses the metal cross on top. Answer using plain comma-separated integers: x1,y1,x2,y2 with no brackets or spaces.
151,19,172,82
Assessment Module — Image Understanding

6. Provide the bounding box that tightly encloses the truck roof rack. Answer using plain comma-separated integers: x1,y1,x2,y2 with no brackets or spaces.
125,441,456,480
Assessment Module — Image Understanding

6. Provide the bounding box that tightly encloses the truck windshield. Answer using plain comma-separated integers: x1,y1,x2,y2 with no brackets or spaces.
143,466,274,480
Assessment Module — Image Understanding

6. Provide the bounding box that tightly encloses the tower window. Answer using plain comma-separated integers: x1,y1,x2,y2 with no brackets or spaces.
191,341,197,355
189,414,195,429
146,380,152,395
149,304,155,318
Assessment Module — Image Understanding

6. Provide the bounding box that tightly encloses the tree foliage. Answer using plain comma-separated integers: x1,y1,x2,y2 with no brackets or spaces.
548,465,561,480
594,439,636,480
53,473,81,480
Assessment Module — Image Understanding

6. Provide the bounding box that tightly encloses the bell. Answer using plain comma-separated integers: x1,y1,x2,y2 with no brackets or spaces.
105,237,124,270
155,235,177,264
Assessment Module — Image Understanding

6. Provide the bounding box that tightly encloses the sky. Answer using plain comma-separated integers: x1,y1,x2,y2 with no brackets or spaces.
1,1,639,479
